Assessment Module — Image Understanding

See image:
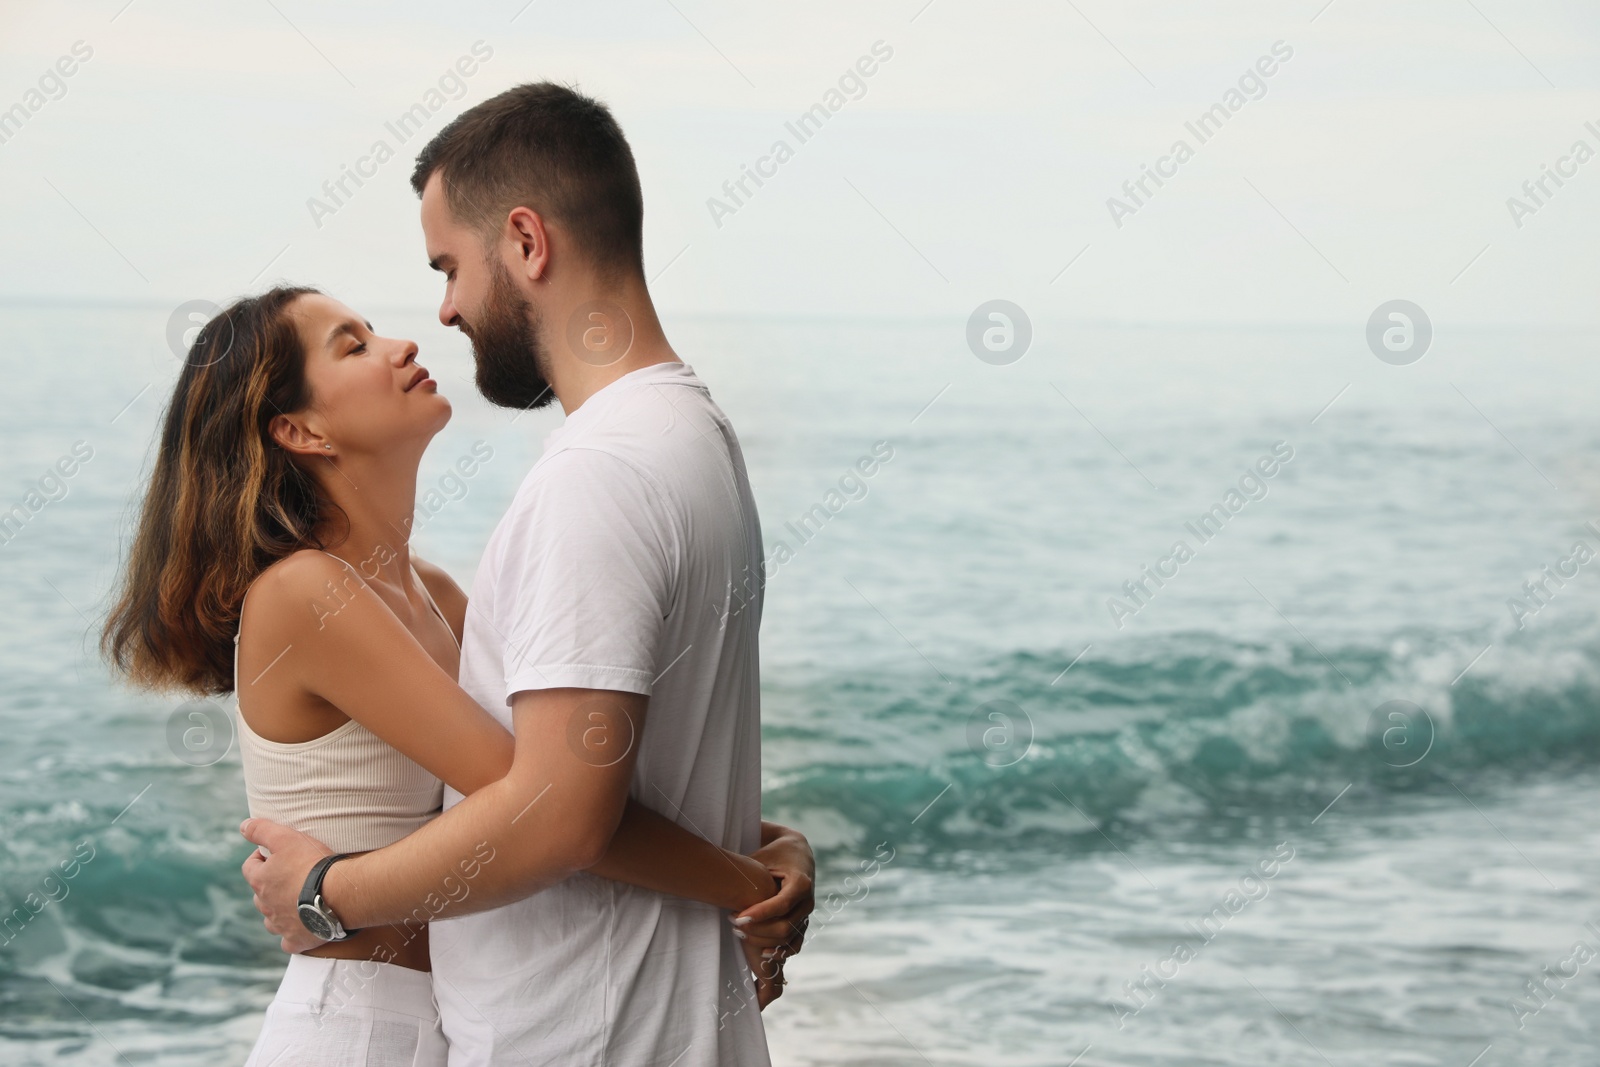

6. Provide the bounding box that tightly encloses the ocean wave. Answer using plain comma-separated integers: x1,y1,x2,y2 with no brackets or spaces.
761,624,1600,849
6,622,1600,982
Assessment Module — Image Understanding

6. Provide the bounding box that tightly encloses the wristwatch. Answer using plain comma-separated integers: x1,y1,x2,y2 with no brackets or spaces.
297,853,361,941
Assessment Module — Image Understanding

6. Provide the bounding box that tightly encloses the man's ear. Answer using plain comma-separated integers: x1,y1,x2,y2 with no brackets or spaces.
268,413,327,457
504,206,551,283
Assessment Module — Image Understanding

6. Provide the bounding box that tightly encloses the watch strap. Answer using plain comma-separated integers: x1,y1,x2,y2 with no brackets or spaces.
299,852,360,937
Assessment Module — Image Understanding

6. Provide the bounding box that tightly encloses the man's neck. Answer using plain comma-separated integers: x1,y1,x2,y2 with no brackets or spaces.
544,273,681,416
557,348,682,416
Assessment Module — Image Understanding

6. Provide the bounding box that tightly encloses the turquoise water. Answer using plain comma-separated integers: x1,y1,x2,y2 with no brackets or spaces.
3,304,1600,1064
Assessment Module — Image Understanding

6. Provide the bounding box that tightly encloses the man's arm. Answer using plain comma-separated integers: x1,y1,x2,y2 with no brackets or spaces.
240,719,788,954
243,686,648,951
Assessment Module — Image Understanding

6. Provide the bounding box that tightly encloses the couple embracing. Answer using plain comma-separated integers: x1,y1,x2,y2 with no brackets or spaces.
102,82,813,1066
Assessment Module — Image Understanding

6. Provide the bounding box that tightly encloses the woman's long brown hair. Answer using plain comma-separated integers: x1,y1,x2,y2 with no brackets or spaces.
102,285,332,695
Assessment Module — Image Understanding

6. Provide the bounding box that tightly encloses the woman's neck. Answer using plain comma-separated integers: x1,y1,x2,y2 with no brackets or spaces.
309,452,421,588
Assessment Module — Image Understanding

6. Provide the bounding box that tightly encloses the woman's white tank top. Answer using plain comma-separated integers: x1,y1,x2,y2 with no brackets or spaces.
234,553,451,855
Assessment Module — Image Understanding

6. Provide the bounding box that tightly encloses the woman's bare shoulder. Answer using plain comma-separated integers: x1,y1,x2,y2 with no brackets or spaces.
410,555,461,595
411,554,467,634
240,549,362,635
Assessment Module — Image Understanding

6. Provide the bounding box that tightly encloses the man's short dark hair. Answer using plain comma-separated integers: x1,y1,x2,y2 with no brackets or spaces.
411,82,644,279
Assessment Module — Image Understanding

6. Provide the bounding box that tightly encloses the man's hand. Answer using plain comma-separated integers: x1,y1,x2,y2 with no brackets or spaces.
239,817,335,954
741,933,785,1010
731,823,813,960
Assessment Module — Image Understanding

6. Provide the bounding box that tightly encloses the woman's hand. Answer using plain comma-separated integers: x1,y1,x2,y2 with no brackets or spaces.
730,822,813,959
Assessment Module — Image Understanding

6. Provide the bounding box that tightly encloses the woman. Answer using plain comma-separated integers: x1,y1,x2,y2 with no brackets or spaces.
102,286,809,1065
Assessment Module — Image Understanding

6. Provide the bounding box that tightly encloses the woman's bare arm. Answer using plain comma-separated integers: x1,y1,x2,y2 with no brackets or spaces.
588,805,774,910
247,549,775,911
242,550,513,795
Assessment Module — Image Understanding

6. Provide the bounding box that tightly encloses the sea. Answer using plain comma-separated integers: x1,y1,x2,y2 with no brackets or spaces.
3,301,1599,1065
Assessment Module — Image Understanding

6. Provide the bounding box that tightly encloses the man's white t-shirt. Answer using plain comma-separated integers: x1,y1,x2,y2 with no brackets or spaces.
429,360,771,1067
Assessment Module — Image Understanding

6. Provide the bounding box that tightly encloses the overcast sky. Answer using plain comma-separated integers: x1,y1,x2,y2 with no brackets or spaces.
0,0,1596,328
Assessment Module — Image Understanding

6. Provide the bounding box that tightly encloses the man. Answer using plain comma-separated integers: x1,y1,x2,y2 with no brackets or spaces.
240,82,809,1065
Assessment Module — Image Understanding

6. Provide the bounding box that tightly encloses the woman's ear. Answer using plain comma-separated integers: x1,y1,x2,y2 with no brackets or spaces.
268,413,327,457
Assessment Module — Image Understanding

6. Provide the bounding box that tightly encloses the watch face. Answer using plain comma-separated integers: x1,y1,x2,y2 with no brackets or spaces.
298,902,334,941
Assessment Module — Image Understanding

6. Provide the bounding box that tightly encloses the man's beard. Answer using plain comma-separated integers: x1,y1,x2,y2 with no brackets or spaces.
463,260,556,410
